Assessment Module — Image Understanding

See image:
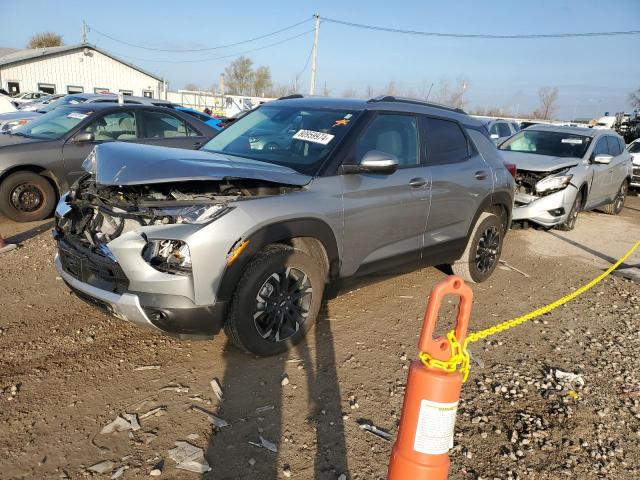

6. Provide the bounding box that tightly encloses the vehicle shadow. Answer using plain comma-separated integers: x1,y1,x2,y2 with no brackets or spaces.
546,230,638,268
4,220,54,244
203,302,349,479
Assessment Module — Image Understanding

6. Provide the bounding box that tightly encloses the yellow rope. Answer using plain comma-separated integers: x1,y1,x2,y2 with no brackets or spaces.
419,239,640,382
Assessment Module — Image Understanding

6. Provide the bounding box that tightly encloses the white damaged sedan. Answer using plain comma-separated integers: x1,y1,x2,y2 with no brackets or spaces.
500,125,632,230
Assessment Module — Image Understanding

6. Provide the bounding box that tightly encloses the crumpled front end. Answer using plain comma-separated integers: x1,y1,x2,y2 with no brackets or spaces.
512,168,578,226
53,162,300,337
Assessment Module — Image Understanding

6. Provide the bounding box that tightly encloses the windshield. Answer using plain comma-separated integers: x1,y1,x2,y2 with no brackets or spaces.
499,130,592,158
201,105,359,175
38,95,87,113
12,108,91,139
629,142,640,154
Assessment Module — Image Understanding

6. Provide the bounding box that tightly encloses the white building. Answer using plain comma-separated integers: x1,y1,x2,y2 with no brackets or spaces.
0,43,165,98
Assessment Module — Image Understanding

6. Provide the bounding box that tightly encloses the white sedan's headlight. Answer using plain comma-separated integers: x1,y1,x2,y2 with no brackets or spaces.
535,170,573,194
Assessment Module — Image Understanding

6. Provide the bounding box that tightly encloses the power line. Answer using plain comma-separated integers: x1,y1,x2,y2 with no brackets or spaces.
295,36,315,81
322,16,640,39
108,29,315,64
88,17,313,52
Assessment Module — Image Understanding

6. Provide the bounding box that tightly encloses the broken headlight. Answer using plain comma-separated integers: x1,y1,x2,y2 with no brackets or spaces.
535,169,573,194
142,240,192,275
152,204,232,225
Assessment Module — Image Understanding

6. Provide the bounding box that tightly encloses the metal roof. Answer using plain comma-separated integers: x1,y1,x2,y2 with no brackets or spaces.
0,43,163,81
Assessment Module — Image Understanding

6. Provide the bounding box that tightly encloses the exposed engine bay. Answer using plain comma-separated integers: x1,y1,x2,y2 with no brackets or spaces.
514,168,572,197
56,175,301,248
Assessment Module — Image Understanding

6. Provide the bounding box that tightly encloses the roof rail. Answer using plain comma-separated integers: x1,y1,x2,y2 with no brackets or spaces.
367,95,466,114
277,94,305,100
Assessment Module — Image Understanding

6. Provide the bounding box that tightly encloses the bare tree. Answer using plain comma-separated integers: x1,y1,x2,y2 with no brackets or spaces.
252,66,272,97
184,83,200,91
27,32,63,49
629,87,640,108
365,84,375,98
533,86,559,119
431,76,469,108
431,78,450,104
225,56,254,95
341,88,357,98
384,81,398,96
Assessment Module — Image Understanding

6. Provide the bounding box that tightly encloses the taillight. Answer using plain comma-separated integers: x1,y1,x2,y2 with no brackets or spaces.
504,162,517,177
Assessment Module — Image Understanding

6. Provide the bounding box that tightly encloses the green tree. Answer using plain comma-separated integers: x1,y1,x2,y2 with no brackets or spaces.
225,57,254,95
252,66,272,97
629,87,640,108
27,32,63,49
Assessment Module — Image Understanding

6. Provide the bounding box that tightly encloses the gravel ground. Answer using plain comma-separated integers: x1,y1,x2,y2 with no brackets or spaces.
0,194,639,480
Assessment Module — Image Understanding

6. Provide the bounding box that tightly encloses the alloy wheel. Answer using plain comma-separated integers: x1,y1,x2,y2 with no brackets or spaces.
254,267,313,342
475,226,500,273
614,183,627,211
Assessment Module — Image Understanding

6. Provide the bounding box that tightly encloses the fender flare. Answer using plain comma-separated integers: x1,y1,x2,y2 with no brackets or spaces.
216,218,340,302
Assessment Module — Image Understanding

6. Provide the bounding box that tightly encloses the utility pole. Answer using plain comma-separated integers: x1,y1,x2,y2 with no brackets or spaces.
81,20,88,44
309,13,320,95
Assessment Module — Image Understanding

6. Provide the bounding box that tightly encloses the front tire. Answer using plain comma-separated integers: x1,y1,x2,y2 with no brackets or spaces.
0,171,56,222
602,180,627,215
451,212,503,283
556,192,581,231
224,244,325,356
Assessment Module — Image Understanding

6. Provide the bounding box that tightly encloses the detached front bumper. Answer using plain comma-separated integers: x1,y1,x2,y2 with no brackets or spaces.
512,185,578,227
55,254,226,339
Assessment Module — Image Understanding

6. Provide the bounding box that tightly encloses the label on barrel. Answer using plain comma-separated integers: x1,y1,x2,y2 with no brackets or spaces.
413,399,458,455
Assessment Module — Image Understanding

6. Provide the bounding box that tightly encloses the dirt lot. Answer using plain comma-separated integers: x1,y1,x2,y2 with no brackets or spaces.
1,195,639,480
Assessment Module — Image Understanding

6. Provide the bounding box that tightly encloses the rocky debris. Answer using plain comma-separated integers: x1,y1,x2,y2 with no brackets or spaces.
255,404,275,414
110,465,126,479
281,374,290,386
283,464,292,477
159,384,189,393
168,441,211,473
139,406,166,420
210,378,224,402
249,435,278,453
149,459,164,476
88,460,115,474
357,421,392,441
190,405,229,428
133,365,160,371
100,413,140,434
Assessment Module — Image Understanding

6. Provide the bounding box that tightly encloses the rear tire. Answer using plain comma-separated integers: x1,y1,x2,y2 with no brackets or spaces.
556,192,581,231
451,212,503,283
602,180,627,215
0,171,56,222
224,244,325,356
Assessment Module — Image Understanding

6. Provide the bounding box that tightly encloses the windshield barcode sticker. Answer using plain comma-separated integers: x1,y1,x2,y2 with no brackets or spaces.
561,138,583,144
293,129,335,145
413,399,458,455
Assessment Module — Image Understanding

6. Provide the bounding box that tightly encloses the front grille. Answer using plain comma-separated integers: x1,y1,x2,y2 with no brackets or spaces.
58,238,129,294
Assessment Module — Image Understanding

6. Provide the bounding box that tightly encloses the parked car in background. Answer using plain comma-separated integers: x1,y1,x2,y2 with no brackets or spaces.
19,93,66,111
12,91,49,103
628,139,640,189
500,125,632,230
0,103,218,222
53,95,514,356
0,93,177,132
520,121,543,130
484,119,519,145
592,115,616,130
175,106,223,130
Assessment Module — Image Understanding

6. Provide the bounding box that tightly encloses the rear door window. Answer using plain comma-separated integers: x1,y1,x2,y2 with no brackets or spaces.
423,117,469,164
141,110,199,138
497,122,512,137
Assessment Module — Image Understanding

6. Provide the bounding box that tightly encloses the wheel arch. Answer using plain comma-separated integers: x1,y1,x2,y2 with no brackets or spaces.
467,191,512,238
216,218,340,303
0,164,62,197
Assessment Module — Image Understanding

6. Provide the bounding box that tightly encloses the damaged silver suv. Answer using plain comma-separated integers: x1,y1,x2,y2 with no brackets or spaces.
54,96,514,356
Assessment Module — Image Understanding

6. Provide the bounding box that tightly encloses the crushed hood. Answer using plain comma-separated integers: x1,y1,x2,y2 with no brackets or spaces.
85,142,312,187
500,151,580,172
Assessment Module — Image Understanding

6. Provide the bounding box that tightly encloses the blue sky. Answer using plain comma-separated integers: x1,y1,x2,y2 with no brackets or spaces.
1,0,639,119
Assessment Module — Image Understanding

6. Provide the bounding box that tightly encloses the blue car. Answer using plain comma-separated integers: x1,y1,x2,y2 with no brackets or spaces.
175,107,223,131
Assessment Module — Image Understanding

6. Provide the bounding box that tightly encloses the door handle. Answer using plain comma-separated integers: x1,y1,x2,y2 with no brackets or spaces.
409,177,427,188
474,170,488,180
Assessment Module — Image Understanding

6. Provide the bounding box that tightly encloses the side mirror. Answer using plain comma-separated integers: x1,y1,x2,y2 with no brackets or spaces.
341,150,399,175
592,153,613,165
72,132,95,143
